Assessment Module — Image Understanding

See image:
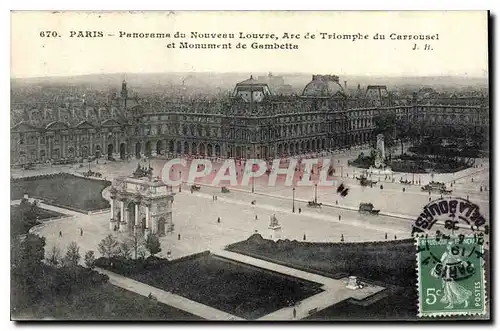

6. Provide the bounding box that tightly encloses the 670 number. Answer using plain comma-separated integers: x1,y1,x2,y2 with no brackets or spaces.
39,31,60,37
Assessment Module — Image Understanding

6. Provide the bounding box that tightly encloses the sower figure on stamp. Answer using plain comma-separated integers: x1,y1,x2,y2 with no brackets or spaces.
431,241,473,309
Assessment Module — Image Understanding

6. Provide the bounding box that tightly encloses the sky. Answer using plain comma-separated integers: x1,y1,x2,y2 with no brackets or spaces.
10,11,489,79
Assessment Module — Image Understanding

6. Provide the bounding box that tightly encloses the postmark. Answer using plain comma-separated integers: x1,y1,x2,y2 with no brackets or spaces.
412,197,489,238
416,235,486,317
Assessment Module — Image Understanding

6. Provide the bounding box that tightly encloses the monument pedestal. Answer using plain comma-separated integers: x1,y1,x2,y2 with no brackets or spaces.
269,225,282,241
109,218,118,231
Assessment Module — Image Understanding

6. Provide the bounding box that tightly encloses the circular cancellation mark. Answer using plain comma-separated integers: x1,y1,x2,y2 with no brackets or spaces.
414,196,488,282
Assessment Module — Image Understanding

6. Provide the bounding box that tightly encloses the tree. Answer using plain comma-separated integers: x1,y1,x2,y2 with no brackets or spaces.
18,234,46,270
84,250,96,269
137,246,147,259
46,245,62,267
98,234,119,259
145,233,162,257
11,199,42,236
117,241,132,260
127,231,145,260
63,241,81,267
395,118,411,155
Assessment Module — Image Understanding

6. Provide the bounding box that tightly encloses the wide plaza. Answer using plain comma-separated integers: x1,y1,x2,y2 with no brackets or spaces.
16,147,490,259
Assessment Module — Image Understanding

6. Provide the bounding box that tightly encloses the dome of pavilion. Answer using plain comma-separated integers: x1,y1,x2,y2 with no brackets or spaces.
302,74,344,97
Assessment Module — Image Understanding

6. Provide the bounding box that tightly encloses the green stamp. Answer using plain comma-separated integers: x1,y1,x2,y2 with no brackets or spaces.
417,234,486,317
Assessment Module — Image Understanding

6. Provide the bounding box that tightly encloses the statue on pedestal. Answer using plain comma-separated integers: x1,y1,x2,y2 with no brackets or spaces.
346,276,364,290
268,214,282,240
374,134,386,168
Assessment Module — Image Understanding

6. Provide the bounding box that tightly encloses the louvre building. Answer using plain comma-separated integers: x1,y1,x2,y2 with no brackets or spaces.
10,75,489,165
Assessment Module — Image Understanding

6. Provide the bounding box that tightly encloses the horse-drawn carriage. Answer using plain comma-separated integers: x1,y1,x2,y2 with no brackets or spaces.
22,163,35,170
221,186,230,193
82,170,102,178
307,200,322,208
356,174,377,187
191,185,201,192
421,181,451,194
358,203,380,215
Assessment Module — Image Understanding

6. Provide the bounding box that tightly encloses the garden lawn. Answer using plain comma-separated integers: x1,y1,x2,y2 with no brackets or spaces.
99,254,322,320
11,173,110,212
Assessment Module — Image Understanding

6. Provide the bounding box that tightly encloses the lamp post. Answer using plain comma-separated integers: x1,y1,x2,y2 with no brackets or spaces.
251,141,256,193
179,171,182,192
292,186,296,213
314,183,318,204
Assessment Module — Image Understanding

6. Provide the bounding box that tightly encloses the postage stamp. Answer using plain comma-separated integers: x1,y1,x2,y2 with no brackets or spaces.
416,234,487,317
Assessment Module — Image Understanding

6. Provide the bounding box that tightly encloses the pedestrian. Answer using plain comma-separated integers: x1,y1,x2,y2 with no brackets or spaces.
215,196,218,201
429,197,431,202
178,233,181,240
217,217,221,223
385,233,387,240
255,215,258,220
394,235,397,240
59,231,62,237
336,200,338,205
339,215,341,221
402,187,405,192
341,234,344,242
298,208,302,214
293,307,297,319
303,234,306,241
80,228,83,236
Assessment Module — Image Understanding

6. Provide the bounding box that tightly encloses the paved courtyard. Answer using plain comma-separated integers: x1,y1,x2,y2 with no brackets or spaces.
33,185,412,261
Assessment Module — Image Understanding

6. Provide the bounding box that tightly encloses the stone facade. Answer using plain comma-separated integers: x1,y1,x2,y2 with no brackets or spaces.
10,76,489,165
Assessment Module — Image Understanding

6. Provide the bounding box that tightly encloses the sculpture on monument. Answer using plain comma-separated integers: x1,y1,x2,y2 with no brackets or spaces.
346,276,365,290
369,134,392,175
